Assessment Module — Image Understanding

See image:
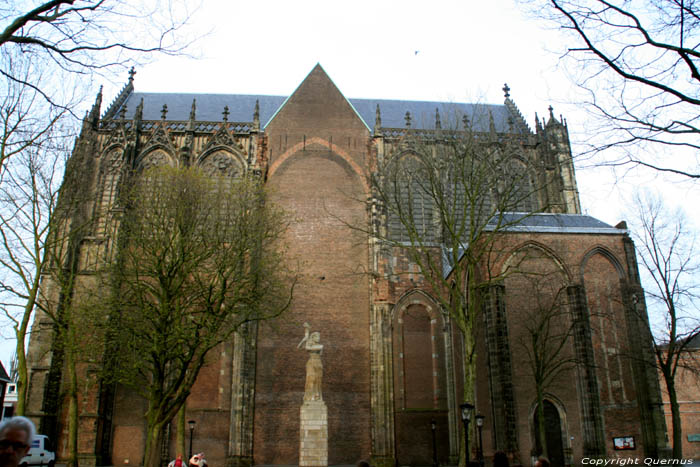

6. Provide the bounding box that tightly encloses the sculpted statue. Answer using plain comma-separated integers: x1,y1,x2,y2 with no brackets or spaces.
298,322,323,401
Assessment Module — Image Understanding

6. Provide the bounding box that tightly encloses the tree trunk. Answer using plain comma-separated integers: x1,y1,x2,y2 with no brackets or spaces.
666,378,683,459
176,405,186,459
15,289,37,415
143,419,165,467
536,389,548,459
66,349,79,467
460,302,477,467
16,337,27,416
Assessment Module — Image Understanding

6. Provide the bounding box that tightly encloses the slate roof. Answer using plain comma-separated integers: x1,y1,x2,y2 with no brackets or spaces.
0,361,10,383
114,92,522,133
441,213,624,278
490,213,622,234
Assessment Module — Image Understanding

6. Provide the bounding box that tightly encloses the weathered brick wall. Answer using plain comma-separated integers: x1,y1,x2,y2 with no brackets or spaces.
659,354,700,459
582,250,643,456
258,65,371,465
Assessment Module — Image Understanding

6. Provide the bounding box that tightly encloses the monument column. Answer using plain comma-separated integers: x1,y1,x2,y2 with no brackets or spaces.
298,323,328,467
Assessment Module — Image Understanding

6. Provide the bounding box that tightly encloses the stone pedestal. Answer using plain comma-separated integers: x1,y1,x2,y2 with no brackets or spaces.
299,400,328,467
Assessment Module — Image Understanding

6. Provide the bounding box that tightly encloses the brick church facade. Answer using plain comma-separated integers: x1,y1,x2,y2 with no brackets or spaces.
25,65,668,466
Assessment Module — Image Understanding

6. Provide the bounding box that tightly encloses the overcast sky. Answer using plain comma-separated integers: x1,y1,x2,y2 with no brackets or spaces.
1,0,697,369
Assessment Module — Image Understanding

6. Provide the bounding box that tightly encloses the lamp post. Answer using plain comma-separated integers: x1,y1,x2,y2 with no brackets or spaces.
475,414,485,467
460,403,474,466
431,419,438,467
188,420,196,461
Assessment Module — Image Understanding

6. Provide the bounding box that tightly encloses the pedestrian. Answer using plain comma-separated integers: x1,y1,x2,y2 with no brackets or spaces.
534,457,550,467
169,454,185,467
0,416,35,467
190,452,207,467
493,450,509,467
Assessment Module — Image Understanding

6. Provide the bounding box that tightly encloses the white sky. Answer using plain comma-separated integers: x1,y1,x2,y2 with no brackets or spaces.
1,0,698,369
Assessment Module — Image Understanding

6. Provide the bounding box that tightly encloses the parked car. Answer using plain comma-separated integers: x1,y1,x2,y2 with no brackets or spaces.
20,435,55,467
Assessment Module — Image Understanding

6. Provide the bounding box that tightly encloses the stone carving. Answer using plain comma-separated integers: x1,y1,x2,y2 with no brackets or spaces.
104,149,123,173
298,322,323,401
201,151,241,178
139,149,172,171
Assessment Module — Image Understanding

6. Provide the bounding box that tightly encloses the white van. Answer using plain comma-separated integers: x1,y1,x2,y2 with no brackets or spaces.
20,435,55,467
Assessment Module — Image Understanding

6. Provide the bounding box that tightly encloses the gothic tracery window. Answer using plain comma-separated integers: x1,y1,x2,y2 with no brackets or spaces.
138,149,173,172
200,150,243,178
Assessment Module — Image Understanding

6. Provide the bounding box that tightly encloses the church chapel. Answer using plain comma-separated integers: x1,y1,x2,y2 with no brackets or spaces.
25,64,668,466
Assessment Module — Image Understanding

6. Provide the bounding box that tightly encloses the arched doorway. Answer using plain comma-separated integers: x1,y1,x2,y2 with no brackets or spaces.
533,400,565,467
392,298,450,466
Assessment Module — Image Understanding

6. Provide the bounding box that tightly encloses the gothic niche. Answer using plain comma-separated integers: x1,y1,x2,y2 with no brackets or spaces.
104,148,123,173
139,149,173,171
200,150,242,178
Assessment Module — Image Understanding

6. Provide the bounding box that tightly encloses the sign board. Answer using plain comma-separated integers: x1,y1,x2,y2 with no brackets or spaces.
613,436,636,450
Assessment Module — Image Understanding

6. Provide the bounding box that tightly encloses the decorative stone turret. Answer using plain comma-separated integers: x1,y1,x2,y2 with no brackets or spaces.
535,105,581,214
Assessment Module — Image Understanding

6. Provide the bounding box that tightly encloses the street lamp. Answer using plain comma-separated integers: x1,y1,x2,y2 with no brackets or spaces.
431,419,438,467
188,420,196,461
460,403,474,466
475,414,485,467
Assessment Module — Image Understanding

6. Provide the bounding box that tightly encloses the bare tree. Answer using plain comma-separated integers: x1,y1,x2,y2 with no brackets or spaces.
629,191,700,458
0,0,197,120
371,128,546,462
0,103,99,466
101,167,296,467
521,0,700,178
0,0,197,435
0,128,69,416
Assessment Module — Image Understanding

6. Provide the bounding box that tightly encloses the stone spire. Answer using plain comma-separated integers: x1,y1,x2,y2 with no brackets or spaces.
88,85,103,128
435,108,441,130
187,99,197,131
374,104,382,134
253,99,260,131
488,110,497,142
546,105,563,127
404,111,412,128
134,98,144,130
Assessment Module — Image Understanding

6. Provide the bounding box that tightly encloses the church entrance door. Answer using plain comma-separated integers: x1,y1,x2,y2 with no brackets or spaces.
534,400,565,467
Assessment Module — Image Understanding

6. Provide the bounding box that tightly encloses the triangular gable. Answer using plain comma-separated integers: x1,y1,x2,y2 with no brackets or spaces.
265,64,370,133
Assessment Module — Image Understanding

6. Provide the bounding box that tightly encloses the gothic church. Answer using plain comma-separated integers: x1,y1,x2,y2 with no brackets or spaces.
26,65,667,466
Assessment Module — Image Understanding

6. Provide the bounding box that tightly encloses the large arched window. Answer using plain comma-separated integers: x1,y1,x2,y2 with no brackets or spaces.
504,157,534,212
385,153,437,243
95,148,124,236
